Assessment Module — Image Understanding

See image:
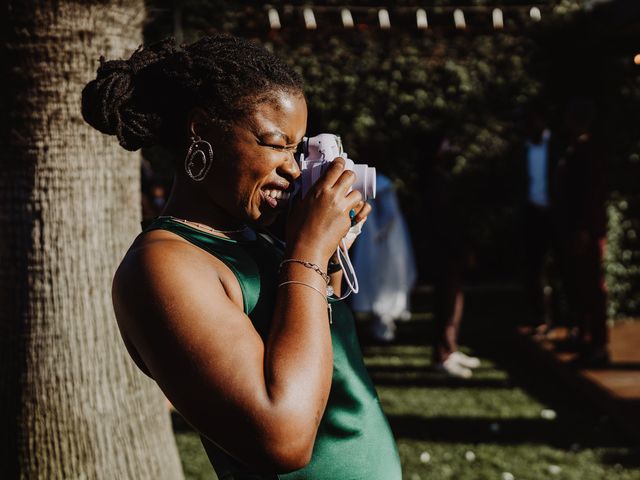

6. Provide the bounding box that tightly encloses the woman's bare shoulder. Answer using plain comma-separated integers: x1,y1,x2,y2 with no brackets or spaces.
116,230,214,292
112,229,243,330
125,228,211,265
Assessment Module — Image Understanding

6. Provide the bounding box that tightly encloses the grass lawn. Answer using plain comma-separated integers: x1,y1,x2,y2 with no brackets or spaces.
365,341,638,480
173,290,639,479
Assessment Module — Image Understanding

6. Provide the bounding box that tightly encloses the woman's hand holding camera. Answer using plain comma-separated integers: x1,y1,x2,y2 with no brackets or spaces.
286,157,369,264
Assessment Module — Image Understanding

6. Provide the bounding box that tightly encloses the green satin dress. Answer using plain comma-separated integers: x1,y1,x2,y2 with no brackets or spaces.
144,217,402,480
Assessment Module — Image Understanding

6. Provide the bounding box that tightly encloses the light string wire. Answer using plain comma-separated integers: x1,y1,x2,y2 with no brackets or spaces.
265,4,547,31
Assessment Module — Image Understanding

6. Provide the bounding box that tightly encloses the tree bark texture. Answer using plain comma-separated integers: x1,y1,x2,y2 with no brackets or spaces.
1,2,185,479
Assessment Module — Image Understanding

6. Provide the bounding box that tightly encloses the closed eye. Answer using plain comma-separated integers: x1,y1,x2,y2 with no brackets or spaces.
258,141,301,153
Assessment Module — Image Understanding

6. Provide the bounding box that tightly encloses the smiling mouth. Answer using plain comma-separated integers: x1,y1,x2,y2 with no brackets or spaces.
261,188,292,209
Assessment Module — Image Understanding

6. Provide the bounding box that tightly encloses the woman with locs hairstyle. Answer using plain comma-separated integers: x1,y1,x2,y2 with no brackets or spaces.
81,35,402,479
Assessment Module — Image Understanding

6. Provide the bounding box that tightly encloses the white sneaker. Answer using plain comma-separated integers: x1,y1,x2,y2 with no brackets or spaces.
370,316,396,343
435,357,473,379
449,351,481,369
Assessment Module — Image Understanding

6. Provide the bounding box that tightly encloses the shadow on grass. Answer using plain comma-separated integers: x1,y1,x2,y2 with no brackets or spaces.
367,369,511,388
386,414,633,449
359,286,640,472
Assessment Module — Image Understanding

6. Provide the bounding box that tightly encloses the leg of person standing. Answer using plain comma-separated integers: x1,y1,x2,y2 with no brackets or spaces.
576,236,609,365
433,264,463,361
432,257,478,378
523,204,554,330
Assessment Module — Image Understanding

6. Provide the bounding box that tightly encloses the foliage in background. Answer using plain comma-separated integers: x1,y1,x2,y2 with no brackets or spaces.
269,27,540,282
530,2,640,318
606,194,640,318
602,60,640,319
143,0,639,317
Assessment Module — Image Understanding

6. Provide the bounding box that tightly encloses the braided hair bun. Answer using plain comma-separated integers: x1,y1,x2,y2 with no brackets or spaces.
81,39,176,151
81,35,304,152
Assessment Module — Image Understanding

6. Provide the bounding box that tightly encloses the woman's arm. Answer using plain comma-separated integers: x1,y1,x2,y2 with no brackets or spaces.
113,159,364,473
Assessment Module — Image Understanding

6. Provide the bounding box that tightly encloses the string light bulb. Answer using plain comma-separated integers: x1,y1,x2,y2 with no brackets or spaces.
378,9,391,29
303,7,317,29
341,8,354,28
416,9,428,29
530,7,542,22
492,8,504,29
454,9,466,29
268,8,281,29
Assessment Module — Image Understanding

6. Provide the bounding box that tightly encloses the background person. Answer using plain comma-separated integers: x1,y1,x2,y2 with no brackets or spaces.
420,137,480,378
556,97,609,366
350,172,417,343
520,103,560,333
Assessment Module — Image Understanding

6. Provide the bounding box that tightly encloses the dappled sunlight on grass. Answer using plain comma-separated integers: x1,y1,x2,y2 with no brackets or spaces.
397,442,638,480
173,313,639,479
361,319,640,479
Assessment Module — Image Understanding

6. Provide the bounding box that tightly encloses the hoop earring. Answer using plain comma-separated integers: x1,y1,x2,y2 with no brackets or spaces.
184,136,214,182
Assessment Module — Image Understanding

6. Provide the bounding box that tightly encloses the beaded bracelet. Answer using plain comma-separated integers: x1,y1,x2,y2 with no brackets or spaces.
279,259,330,285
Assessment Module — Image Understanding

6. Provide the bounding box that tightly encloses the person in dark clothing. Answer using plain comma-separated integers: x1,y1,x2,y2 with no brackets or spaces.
421,137,480,378
520,105,560,330
556,98,609,366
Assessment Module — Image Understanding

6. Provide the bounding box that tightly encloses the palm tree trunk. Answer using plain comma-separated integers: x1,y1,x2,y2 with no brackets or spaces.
1,1,185,478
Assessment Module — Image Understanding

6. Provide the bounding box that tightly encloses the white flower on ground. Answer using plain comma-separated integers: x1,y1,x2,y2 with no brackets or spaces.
464,450,476,462
540,408,557,420
419,451,431,463
501,472,515,480
548,465,561,475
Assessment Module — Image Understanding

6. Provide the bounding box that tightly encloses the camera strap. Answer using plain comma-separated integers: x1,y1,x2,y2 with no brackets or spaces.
332,238,359,300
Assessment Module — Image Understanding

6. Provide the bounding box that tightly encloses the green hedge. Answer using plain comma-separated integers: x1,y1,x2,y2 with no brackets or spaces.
606,185,640,319
143,0,640,317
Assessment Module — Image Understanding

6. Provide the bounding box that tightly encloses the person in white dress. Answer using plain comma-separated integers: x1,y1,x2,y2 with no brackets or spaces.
351,173,417,342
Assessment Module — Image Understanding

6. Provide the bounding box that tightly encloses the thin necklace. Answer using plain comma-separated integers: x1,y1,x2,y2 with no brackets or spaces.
159,216,250,235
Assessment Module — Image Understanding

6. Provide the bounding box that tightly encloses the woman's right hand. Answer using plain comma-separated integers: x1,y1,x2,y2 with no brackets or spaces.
285,157,363,263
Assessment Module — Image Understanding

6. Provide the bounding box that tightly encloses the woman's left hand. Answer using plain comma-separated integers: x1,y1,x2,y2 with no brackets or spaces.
343,200,371,250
